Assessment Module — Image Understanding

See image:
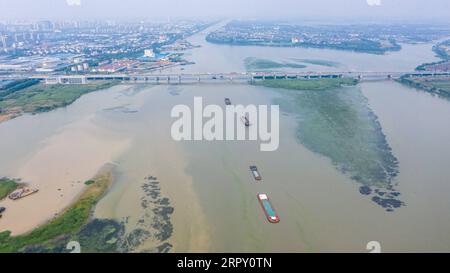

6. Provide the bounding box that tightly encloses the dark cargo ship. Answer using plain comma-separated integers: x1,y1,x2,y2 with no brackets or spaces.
250,165,261,180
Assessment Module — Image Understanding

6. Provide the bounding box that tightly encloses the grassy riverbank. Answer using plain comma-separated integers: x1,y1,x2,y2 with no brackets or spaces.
399,76,450,99
0,178,20,200
0,171,112,252
257,78,402,211
0,81,117,122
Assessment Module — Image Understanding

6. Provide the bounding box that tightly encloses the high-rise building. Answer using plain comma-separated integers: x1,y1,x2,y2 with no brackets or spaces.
144,49,155,58
37,21,53,31
1,35,7,52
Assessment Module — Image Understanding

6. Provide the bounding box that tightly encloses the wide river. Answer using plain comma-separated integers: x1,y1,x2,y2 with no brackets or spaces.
1,23,450,252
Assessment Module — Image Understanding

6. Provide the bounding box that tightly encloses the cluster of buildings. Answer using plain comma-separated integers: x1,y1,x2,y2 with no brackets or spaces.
207,21,450,54
0,19,210,76
422,61,450,72
0,54,83,73
91,59,138,73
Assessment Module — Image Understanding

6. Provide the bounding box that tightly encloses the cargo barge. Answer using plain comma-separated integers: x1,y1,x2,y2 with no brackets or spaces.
257,194,280,223
8,187,39,200
250,165,261,181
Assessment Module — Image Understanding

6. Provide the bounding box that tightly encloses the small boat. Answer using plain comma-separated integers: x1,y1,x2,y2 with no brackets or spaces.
8,187,39,200
258,194,280,223
241,116,250,126
224,98,231,105
250,165,261,181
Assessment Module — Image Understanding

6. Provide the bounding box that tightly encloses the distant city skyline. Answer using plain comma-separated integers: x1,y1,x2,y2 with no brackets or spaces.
0,0,449,23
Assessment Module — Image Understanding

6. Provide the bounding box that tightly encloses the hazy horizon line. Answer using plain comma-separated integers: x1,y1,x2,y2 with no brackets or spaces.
1,16,449,25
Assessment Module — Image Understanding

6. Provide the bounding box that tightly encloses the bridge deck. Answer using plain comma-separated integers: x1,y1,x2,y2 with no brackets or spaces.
0,71,449,84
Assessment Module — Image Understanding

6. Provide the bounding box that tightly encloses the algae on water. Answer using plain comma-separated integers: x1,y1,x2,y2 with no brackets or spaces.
260,79,403,211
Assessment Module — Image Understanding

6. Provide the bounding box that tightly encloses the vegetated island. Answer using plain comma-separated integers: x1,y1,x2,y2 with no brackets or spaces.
206,21,403,55
289,58,341,68
245,57,306,71
0,80,118,123
253,78,403,211
207,35,400,55
0,178,21,200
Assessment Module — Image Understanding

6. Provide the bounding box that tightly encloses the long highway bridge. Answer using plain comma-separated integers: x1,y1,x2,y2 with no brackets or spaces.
0,71,449,84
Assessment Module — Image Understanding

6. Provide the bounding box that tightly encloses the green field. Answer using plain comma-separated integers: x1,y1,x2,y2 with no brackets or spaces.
0,173,112,252
0,178,20,200
245,57,306,71
0,81,117,117
257,78,402,211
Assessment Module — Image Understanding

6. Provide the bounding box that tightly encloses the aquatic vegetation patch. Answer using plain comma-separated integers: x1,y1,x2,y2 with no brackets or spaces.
254,78,357,91
245,57,306,71
1,172,175,253
139,176,174,246
84,179,95,185
290,58,341,68
103,105,138,113
261,79,403,211
168,85,182,96
20,219,126,253
71,175,175,253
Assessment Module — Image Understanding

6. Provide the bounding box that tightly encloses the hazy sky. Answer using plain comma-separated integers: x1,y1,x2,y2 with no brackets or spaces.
0,0,449,22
